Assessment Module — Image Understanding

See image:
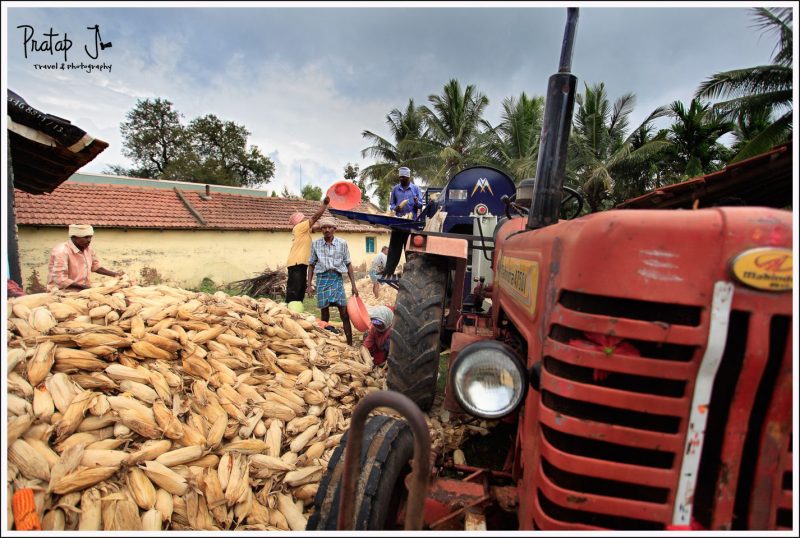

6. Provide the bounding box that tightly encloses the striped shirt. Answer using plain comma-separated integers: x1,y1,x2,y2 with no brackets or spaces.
47,240,101,289
309,236,351,274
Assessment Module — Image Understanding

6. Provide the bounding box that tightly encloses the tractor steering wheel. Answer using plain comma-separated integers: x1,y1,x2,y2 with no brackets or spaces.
503,186,585,220
560,186,585,220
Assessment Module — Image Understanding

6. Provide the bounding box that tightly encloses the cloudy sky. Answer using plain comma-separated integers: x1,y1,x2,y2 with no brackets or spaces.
4,2,783,200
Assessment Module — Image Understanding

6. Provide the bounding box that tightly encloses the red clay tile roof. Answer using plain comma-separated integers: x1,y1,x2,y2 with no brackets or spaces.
14,183,387,233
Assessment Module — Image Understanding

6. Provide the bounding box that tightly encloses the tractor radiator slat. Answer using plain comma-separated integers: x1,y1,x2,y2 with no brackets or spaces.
538,404,684,454
538,428,676,487
533,288,792,531
551,304,705,346
543,339,695,380
536,462,672,522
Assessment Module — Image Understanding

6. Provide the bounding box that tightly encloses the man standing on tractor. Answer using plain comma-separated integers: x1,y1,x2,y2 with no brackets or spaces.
306,217,359,346
285,196,330,304
389,167,423,220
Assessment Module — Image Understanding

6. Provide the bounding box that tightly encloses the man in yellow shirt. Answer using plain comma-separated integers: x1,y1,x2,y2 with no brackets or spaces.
285,196,330,303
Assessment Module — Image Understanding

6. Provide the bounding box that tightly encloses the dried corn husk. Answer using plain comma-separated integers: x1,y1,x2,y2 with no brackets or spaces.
141,461,188,496
127,467,157,510
51,466,119,494
155,445,204,468
79,487,102,530
4,278,492,531
155,488,173,522
276,493,306,531
141,508,163,530
9,439,51,482
27,340,56,386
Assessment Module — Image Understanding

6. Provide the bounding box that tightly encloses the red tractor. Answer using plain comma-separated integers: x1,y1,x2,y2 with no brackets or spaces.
308,8,793,531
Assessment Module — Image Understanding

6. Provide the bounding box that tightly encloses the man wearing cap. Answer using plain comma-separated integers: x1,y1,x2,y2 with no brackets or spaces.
306,217,358,346
390,167,423,220
47,225,123,291
285,196,330,304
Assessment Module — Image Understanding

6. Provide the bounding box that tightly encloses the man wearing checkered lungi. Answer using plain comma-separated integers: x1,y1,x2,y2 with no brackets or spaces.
306,217,359,345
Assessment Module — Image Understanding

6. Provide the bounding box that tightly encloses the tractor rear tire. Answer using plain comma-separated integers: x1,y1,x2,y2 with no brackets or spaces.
306,416,414,530
388,255,448,412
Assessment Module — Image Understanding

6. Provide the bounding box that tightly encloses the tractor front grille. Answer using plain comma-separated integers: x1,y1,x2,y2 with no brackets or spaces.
531,288,792,530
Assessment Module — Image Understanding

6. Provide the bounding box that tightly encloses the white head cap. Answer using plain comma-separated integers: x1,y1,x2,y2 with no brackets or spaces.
398,167,411,178
69,224,94,237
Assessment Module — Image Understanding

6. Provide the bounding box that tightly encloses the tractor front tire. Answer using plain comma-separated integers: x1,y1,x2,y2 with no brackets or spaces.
306,416,414,530
388,255,448,412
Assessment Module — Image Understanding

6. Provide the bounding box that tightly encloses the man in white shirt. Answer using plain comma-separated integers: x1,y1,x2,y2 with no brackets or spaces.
368,245,389,297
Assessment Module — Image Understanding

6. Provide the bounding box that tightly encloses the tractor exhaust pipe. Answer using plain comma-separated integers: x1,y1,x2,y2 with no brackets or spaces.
527,7,579,230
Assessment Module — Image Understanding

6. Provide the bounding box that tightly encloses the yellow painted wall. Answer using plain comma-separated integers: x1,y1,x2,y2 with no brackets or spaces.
18,227,389,290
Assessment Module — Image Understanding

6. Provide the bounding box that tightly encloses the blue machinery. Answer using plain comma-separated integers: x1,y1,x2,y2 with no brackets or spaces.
330,166,517,296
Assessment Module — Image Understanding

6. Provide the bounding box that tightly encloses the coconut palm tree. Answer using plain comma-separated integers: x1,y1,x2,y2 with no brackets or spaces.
482,93,544,182
360,99,426,210
695,7,792,161
665,99,734,178
415,79,492,186
609,124,672,206
568,82,670,212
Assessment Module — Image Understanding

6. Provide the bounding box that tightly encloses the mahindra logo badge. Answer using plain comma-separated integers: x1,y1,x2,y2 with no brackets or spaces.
730,247,792,292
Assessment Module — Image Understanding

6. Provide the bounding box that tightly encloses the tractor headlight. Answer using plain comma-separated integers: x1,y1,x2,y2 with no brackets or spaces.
450,341,527,419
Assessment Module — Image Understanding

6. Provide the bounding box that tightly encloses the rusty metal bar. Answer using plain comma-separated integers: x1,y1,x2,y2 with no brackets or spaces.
337,391,431,530
429,495,492,530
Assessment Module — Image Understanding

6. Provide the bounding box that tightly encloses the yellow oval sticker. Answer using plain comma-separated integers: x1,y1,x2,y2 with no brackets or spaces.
730,247,792,291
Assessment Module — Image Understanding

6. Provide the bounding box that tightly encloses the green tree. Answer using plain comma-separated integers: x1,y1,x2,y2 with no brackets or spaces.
114,101,275,187
344,163,369,203
416,79,491,185
164,114,274,187
270,190,277,197
301,184,322,201
568,83,670,212
664,99,734,178
695,8,792,161
482,93,544,182
281,185,293,198
609,124,672,206
360,99,426,210
118,98,187,177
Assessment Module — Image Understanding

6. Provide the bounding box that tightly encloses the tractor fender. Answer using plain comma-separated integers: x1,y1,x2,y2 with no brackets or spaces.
406,233,468,259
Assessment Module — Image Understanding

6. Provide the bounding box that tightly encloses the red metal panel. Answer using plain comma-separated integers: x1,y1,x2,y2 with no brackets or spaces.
490,207,793,530
405,234,468,259
538,430,676,488
532,495,596,530
535,462,672,522
747,326,793,529
709,313,771,529
544,339,695,380
551,305,706,346
538,404,684,453
540,373,688,416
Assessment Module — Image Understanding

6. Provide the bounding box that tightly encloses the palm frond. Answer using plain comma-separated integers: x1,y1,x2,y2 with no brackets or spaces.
730,111,792,162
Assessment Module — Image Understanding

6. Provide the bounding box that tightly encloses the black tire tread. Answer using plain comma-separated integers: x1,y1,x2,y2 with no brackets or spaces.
387,255,448,411
306,417,414,530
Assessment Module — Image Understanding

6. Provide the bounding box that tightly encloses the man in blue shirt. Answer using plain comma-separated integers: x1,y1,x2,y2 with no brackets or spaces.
389,167,423,219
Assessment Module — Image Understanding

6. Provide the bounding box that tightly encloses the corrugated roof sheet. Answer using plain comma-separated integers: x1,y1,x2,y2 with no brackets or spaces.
8,90,109,194
14,182,388,233
616,142,793,210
